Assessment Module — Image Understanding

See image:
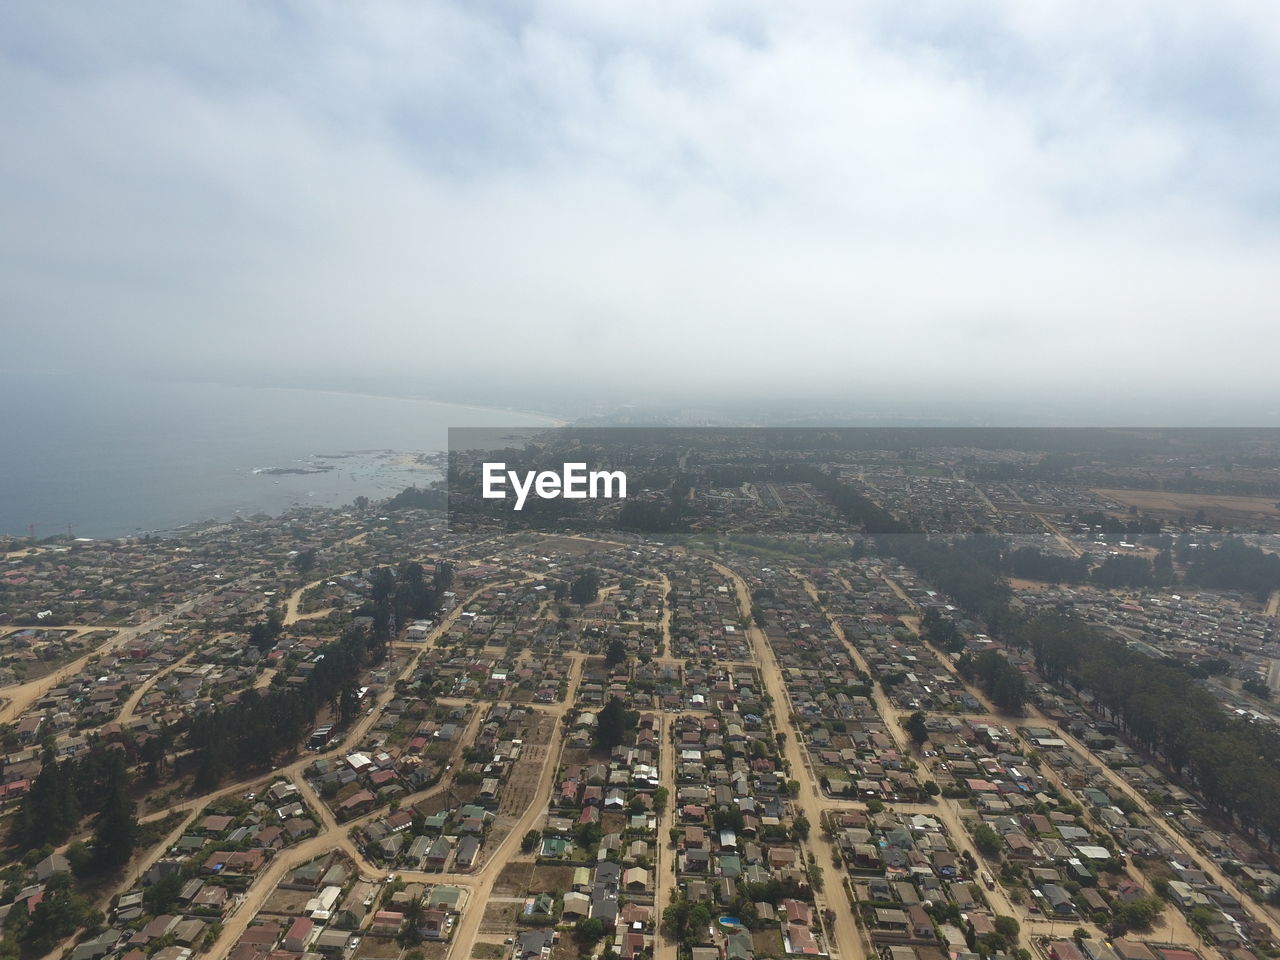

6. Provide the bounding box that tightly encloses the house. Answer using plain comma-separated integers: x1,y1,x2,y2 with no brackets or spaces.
624,867,650,891
456,835,481,869
1041,884,1075,916
314,929,351,956
421,910,450,940
563,892,591,918
1049,942,1086,960
192,885,229,913
282,917,314,953
907,904,934,939
426,836,452,869
34,853,71,882
371,911,404,936
517,931,554,960
1112,941,1158,960
338,790,376,817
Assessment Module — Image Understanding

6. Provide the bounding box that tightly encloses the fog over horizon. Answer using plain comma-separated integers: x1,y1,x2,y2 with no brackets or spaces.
3,2,1279,423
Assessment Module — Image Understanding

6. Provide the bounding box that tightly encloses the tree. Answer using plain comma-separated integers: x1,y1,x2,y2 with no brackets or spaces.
595,696,635,750
661,900,689,940
575,918,606,945
793,814,811,840
23,874,92,951
1243,678,1271,700
292,548,317,574
521,830,542,853
905,711,929,746
570,569,601,606
248,617,281,653
807,864,824,891
399,895,425,946
605,639,628,667
994,916,1020,942
144,872,183,915
1111,896,1164,933
90,783,136,880
973,824,1002,858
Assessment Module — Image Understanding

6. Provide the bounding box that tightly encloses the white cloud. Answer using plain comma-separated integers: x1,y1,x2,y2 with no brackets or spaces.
1,0,1276,413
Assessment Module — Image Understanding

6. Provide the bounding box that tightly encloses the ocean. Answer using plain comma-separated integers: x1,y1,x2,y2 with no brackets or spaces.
1,372,556,539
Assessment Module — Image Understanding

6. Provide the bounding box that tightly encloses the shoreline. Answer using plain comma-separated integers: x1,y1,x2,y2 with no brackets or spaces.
0,375,572,543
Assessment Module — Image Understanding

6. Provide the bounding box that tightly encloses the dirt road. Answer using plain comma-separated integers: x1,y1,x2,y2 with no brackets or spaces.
711,560,866,960
654,715,678,960
432,657,583,960
1,586,233,724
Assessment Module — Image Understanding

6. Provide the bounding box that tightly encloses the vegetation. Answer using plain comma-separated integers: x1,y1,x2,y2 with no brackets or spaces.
957,649,1026,713
973,823,1002,858
570,569,601,606
385,484,448,512
1006,547,1089,583
12,746,137,871
595,696,637,750
1014,612,1280,844
878,534,1012,630
905,710,929,746
921,609,965,653
1183,538,1280,599
1109,895,1164,934
605,638,627,667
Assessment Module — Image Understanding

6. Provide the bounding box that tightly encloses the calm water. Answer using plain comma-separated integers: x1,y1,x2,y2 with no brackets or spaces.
1,373,555,539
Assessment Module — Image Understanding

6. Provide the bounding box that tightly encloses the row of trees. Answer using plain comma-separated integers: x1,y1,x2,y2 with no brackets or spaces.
1010,612,1280,844
1183,538,1280,599
12,745,137,872
956,649,1027,713
877,535,1014,631
188,668,340,789
1006,546,1091,584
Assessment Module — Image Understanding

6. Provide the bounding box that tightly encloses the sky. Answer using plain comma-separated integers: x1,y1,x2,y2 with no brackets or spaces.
2,1,1278,421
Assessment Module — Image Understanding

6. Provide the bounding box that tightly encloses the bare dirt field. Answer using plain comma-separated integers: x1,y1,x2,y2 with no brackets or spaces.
1093,487,1280,527
493,862,535,898
1007,578,1051,591
355,936,402,960
529,865,576,891
480,901,523,934
260,887,316,916
753,929,785,956
549,938,580,960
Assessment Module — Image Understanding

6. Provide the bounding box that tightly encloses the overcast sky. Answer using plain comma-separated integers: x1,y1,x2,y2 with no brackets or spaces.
2,2,1278,418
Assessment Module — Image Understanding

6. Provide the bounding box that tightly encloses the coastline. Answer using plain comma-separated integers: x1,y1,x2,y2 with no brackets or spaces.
1,374,569,543
211,380,573,429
